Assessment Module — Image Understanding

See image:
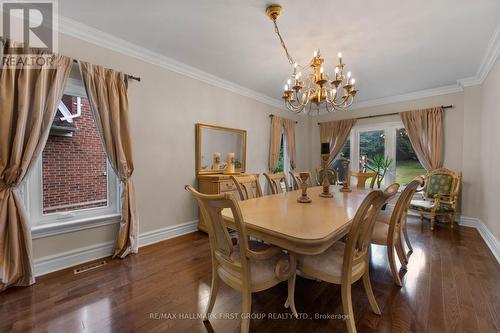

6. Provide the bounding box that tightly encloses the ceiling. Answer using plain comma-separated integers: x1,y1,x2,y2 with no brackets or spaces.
59,0,500,104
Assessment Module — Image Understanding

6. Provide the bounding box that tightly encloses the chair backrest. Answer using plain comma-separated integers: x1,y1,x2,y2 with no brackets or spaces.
423,168,462,200
315,166,338,186
263,172,290,194
351,171,377,189
231,174,263,200
185,185,249,276
387,176,424,238
290,171,311,190
342,189,395,282
384,182,400,196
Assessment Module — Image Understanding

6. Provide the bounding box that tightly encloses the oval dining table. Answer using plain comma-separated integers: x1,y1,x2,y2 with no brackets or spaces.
221,185,373,255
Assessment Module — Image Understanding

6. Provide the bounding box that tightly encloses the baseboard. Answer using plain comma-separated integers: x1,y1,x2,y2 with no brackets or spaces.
33,220,199,277
138,220,199,247
459,216,500,264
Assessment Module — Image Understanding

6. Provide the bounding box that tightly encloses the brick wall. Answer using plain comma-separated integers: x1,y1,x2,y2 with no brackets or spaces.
42,95,108,214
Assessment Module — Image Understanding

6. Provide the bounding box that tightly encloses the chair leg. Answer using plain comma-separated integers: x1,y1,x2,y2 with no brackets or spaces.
395,237,408,270
450,212,456,228
285,272,298,318
205,265,220,321
430,213,436,231
341,283,357,333
362,268,381,315
241,288,252,333
402,222,413,257
388,245,403,287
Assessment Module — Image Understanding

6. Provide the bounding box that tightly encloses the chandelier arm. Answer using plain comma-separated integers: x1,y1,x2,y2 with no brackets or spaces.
293,90,310,107
272,19,295,65
285,99,305,113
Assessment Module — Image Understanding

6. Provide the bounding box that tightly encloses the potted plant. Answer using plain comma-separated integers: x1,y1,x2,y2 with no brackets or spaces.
367,153,393,188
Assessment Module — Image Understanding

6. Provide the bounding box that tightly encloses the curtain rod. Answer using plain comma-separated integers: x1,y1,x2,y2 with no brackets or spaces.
269,114,298,124
72,59,141,82
317,104,453,125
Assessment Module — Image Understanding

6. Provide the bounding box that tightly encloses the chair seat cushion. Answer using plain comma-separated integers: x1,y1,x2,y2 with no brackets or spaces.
218,240,288,291
409,200,454,213
297,242,365,283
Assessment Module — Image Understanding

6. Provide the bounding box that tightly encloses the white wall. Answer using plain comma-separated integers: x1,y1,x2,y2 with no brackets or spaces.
479,56,500,240
32,33,308,259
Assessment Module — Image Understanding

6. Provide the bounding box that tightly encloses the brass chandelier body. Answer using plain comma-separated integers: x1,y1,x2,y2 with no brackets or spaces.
266,4,357,114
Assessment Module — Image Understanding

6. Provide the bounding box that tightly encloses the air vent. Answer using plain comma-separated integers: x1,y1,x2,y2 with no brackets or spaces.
73,260,106,275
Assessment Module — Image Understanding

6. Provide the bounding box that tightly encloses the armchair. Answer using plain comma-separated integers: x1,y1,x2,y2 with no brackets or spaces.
408,168,461,230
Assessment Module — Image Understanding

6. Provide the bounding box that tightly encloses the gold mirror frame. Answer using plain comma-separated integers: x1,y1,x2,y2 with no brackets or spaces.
195,123,247,175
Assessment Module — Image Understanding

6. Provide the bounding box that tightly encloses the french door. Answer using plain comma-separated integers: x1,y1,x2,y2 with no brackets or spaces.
350,122,401,186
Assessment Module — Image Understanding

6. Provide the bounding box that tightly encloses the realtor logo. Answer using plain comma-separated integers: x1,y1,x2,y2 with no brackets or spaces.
1,1,57,53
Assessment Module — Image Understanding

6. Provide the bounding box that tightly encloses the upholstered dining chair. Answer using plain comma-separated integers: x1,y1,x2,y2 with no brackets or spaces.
351,171,377,189
231,174,263,200
292,189,395,333
408,168,461,230
289,171,311,190
263,172,290,194
372,178,424,286
185,186,296,333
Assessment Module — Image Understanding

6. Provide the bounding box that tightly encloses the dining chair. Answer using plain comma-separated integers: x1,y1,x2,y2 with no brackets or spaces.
289,171,311,190
293,189,395,333
263,172,290,194
185,186,296,333
351,171,377,189
314,166,338,186
372,177,423,286
231,174,263,200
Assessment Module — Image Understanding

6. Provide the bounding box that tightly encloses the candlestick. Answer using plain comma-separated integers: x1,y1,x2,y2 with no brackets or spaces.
224,152,235,174
297,172,312,203
319,154,333,198
339,158,352,192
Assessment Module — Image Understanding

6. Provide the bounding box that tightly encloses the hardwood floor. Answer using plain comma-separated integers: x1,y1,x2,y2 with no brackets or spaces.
1,218,499,332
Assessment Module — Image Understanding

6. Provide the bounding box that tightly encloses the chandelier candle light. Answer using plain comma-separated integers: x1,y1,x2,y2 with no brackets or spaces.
266,4,358,114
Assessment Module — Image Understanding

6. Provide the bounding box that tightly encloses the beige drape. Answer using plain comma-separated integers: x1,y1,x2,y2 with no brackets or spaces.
319,119,356,164
400,107,443,171
268,116,284,171
79,62,138,259
0,39,72,291
282,118,297,170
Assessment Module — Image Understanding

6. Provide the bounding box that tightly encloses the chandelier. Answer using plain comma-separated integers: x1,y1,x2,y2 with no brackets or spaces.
266,4,358,114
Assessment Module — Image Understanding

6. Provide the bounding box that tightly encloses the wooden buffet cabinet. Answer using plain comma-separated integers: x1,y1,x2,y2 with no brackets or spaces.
197,173,256,232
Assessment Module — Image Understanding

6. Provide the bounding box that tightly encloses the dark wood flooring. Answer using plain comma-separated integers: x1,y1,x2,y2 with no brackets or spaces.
1,217,499,333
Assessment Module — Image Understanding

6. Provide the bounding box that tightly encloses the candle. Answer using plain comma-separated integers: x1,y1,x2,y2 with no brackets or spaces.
321,142,330,155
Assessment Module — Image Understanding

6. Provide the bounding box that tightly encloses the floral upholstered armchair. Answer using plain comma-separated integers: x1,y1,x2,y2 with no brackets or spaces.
409,168,462,230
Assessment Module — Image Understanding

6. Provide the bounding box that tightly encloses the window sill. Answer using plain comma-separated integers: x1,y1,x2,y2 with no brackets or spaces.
31,214,121,239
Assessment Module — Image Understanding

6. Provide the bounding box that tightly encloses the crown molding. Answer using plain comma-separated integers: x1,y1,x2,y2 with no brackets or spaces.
57,15,284,110
459,21,500,87
347,83,463,111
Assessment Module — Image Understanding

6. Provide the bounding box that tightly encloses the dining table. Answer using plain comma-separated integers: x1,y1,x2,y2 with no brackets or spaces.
221,185,373,255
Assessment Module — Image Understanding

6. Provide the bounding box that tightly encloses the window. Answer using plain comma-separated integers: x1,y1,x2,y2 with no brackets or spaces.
351,122,425,186
273,131,289,191
395,128,426,184
330,138,350,181
25,79,120,237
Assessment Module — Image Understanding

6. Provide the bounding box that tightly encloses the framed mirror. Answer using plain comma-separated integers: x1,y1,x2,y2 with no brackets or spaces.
196,123,247,175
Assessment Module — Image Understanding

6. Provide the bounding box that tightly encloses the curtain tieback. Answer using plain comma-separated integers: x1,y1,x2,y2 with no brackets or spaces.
0,179,16,200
